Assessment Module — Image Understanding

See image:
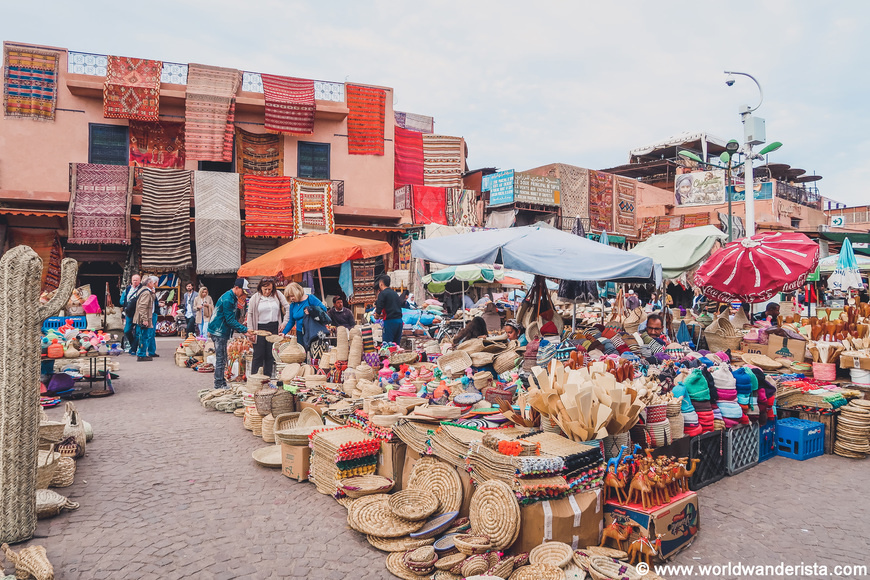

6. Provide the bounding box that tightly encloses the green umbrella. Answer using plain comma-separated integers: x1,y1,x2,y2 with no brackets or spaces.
422,263,504,294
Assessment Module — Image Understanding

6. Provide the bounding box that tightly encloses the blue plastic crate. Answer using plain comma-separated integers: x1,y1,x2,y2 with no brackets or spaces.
42,316,87,332
759,420,777,463
776,417,824,460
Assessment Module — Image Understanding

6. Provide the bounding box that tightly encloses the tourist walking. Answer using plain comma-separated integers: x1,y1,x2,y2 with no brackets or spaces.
375,275,403,345
209,278,251,389
134,276,157,361
194,286,214,338
247,277,289,377
182,282,198,337
120,274,142,354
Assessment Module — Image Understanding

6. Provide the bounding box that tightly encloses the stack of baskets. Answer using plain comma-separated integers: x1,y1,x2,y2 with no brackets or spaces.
667,398,685,440
703,314,742,353
311,426,380,497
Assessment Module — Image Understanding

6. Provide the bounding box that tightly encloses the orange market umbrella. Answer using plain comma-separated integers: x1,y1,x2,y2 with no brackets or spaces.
237,232,393,277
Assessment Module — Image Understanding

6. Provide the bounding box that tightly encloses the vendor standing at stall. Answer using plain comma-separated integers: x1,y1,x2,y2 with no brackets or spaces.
327,294,355,330
503,320,528,347
210,279,252,390
375,275,403,345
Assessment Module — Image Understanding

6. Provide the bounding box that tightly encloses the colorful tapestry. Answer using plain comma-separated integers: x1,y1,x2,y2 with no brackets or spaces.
103,55,162,121
346,84,385,155
293,178,335,235
422,134,464,188
682,212,711,228
588,170,614,231
394,185,411,210
446,188,477,227
639,217,656,239
185,64,241,161
398,236,412,269
3,45,59,121
243,175,294,238
614,177,637,237
655,215,684,235
350,258,377,305
68,163,133,244
193,171,241,274
8,229,59,290
260,74,315,135
395,111,434,134
130,120,186,193
235,127,283,176
557,164,589,231
394,126,424,189
411,185,447,225
140,168,193,271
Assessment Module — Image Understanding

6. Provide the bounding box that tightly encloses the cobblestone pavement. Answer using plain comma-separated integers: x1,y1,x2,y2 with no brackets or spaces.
14,338,870,579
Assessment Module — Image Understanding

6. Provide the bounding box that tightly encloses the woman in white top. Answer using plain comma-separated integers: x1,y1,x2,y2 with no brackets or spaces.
246,277,290,377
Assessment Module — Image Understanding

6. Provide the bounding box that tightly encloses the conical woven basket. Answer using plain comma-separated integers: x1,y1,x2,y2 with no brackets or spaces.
279,336,306,364
261,414,276,443
349,335,363,367
336,327,350,361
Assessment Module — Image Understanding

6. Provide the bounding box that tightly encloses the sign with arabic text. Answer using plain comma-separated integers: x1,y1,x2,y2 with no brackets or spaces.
514,174,560,206
487,170,515,206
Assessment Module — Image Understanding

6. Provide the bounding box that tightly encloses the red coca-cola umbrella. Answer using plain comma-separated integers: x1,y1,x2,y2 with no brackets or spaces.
694,231,819,303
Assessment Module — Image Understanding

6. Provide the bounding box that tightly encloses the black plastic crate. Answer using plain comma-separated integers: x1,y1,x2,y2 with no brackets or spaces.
689,430,726,491
725,423,759,476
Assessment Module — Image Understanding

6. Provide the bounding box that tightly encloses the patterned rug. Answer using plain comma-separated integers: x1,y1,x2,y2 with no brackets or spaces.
655,215,684,235
8,228,61,290
45,235,63,291
557,164,589,231
411,185,447,225
3,45,59,120
68,163,133,244
293,179,335,235
394,185,411,210
446,188,477,227
588,170,614,231
395,111,434,134
193,171,241,274
235,128,283,176
130,120,186,193
422,135,464,188
614,177,637,237
639,217,656,239
346,84,385,155
397,236,412,269
185,64,241,161
350,258,377,305
103,55,162,121
140,168,193,271
260,74,315,135
243,175,294,238
394,126,424,189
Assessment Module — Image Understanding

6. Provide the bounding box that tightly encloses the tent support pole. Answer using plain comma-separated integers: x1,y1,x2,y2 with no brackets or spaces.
572,303,577,332
317,268,325,301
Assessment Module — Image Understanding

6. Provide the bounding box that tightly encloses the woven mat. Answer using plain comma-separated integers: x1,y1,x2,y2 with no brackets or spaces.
395,110,434,134
236,127,283,177
293,179,335,235
588,170,613,231
68,163,133,244
429,424,484,468
411,185,447,225
346,84,385,155
243,175,294,238
261,74,315,135
446,188,477,227
394,126,424,189
614,177,636,238
140,168,193,271
4,45,59,120
129,120,186,193
193,171,240,274
103,55,161,121
350,258,377,305
392,418,431,455
422,134,464,188
185,63,241,161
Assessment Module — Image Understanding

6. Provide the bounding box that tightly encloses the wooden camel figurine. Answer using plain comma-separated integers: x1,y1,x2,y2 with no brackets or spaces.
626,470,658,509
651,467,671,507
628,533,663,567
604,463,627,504
673,458,701,494
600,521,637,552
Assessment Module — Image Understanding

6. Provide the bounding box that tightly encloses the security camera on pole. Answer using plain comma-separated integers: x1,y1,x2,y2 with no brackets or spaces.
724,71,766,237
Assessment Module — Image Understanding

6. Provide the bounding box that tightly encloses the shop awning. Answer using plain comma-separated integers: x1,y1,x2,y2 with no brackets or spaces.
238,232,392,277
630,225,727,280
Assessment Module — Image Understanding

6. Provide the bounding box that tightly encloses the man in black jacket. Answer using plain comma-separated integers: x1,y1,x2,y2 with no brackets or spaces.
375,275,403,344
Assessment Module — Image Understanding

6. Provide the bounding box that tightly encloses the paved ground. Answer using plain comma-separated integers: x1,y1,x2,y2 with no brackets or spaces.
12,337,870,579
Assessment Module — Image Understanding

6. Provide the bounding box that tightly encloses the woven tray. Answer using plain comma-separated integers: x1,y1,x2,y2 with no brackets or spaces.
388,488,439,521
406,456,463,515
366,534,434,552
469,479,521,550
509,563,566,580
530,541,573,568
339,475,395,499
347,494,424,538
251,445,282,468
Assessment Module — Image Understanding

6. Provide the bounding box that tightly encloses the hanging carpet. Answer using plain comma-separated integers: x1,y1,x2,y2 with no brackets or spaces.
346,84,385,155
68,163,133,244
3,44,59,121
235,127,283,176
411,185,447,225
293,178,335,235
103,55,162,121
185,63,241,161
194,171,241,274
614,177,636,238
140,168,193,271
129,120,186,193
394,126,424,189
395,110,434,134
446,188,477,227
588,170,614,231
422,134,464,188
350,258,378,305
260,74,315,135
242,175,294,238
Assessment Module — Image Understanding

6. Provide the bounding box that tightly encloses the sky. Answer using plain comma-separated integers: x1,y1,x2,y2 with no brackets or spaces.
4,1,869,205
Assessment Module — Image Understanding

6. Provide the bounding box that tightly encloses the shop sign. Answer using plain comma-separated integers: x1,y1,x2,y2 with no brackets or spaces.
515,174,560,206
487,170,515,206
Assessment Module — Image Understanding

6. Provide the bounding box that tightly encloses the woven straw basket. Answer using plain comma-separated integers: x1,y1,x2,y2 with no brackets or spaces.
704,315,742,352
49,457,75,488
438,351,473,378
35,489,79,519
493,350,520,375
279,336,306,364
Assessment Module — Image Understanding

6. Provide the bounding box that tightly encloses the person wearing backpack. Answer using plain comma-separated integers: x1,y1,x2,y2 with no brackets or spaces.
120,274,142,355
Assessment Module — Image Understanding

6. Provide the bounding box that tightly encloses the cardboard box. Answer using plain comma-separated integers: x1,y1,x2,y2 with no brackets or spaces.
739,341,765,355
401,448,423,490
511,490,603,554
281,443,311,482
765,335,807,362
603,491,699,560
377,441,407,489
841,352,870,371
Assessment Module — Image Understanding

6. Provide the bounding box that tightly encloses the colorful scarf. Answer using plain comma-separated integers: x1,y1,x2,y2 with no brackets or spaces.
185,63,241,161
140,168,193,271
394,126,424,189
3,44,59,121
422,134,464,188
260,74,315,135
235,127,283,176
68,163,133,244
103,55,162,121
129,120,186,193
243,175,294,238
193,171,241,274
293,178,335,235
346,84,385,155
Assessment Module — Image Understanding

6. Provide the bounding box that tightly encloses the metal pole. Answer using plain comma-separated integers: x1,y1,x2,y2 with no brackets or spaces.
727,158,733,242
744,138,755,237
317,268,325,301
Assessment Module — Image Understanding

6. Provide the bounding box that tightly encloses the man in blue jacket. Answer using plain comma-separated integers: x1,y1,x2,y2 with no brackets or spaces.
209,278,252,389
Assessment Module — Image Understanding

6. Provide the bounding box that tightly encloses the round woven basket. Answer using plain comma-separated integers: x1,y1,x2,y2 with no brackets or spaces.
438,350,473,378
347,494,424,537
49,456,75,488
36,448,60,490
704,333,741,353
407,457,463,515
261,414,276,443
355,364,376,382
403,546,438,574
461,554,491,577
35,489,79,519
584,546,627,560
509,563,566,580
435,552,466,570
348,335,364,367
530,541,573,568
270,389,296,416
453,533,492,556
367,534,434,553
385,550,431,580
339,475,394,499
254,387,276,416
668,413,685,440
588,556,642,580
469,479,520,551
473,370,493,391
493,350,520,375
390,351,419,366
273,412,301,432
389,488,440,521
645,404,667,423
279,336,306,363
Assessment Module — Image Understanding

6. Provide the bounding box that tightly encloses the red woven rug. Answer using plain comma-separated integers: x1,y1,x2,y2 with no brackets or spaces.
129,120,185,193
411,185,447,225
236,127,283,176
261,74,315,135
588,170,614,231
243,175,294,238
394,126,424,189
68,163,133,244
185,64,241,161
346,84,385,155
293,179,335,235
103,55,162,121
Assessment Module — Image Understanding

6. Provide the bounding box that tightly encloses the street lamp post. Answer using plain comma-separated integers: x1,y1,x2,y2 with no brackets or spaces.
724,71,765,237
720,139,740,241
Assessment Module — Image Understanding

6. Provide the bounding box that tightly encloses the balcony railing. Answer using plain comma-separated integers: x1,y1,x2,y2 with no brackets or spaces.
67,51,345,102
776,181,821,210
